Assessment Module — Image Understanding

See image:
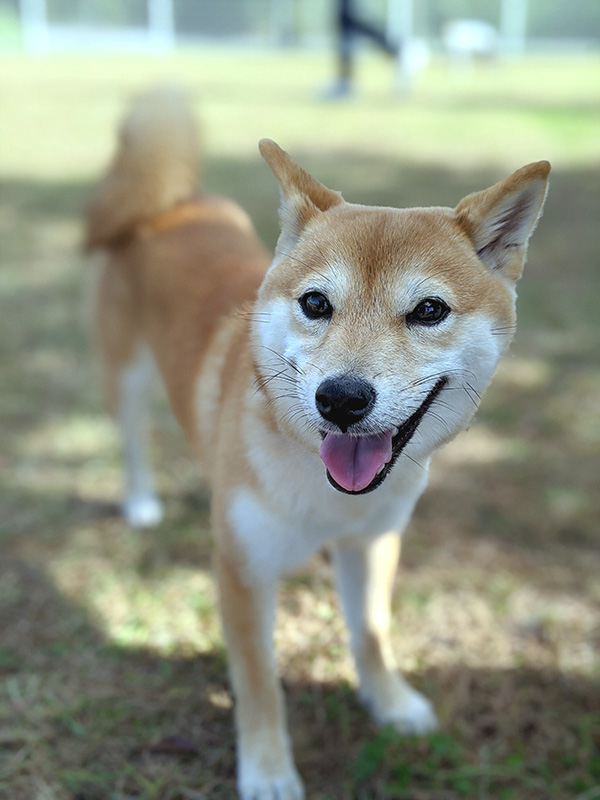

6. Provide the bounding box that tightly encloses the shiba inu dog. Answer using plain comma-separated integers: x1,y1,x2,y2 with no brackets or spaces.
86,88,549,799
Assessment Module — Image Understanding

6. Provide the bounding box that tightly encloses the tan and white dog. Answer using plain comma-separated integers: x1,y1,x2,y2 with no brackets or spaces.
86,89,549,799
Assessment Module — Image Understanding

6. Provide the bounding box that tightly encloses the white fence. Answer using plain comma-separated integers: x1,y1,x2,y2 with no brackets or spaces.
8,0,598,55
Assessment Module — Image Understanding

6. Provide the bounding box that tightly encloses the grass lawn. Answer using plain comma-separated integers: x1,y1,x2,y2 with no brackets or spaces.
0,50,599,799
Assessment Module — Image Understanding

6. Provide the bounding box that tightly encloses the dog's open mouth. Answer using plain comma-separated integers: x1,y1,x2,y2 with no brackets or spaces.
319,377,447,495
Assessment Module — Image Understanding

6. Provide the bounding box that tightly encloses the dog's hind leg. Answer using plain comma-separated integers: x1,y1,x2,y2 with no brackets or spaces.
93,263,163,528
333,532,438,735
114,346,164,528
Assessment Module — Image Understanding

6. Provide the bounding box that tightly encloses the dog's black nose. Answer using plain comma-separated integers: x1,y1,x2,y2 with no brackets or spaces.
315,375,376,432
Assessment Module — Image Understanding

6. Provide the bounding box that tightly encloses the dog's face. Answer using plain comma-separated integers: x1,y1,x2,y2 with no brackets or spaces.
253,142,549,495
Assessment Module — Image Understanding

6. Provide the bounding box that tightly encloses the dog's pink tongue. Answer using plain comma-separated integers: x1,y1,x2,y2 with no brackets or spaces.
320,431,393,492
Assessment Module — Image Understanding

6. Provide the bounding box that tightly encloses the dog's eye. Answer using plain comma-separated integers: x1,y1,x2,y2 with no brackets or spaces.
406,298,450,326
299,291,333,320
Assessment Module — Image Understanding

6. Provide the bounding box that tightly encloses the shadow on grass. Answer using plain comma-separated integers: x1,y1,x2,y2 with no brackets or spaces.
0,554,598,800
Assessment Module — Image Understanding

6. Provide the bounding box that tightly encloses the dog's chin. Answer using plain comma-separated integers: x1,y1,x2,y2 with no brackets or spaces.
323,376,448,496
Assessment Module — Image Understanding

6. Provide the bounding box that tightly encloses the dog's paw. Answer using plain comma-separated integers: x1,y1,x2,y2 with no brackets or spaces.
360,675,438,736
122,493,164,528
385,687,438,736
239,762,305,800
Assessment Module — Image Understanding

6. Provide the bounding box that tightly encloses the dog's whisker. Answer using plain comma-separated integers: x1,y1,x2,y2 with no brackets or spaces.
261,346,304,376
258,370,298,386
400,451,427,471
460,384,479,408
237,313,272,321
254,367,299,395
464,380,482,401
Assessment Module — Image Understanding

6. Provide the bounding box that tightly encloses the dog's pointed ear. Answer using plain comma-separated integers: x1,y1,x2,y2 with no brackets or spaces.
455,161,550,281
259,139,344,253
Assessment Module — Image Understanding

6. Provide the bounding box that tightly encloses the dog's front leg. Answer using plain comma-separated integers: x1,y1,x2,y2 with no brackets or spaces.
333,532,438,735
215,550,304,800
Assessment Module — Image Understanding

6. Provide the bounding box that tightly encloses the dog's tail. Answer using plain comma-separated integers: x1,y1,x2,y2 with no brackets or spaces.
85,86,200,251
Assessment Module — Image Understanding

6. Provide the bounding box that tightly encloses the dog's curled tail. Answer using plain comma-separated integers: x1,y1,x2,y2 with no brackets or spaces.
85,86,200,250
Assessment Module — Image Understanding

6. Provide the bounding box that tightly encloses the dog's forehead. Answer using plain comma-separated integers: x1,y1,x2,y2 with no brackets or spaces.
260,201,499,314
304,204,469,280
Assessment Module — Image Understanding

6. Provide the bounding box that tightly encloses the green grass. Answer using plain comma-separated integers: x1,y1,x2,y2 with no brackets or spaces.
1,50,599,799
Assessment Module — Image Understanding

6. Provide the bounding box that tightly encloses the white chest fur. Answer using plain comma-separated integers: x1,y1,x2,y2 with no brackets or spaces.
227,433,429,582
